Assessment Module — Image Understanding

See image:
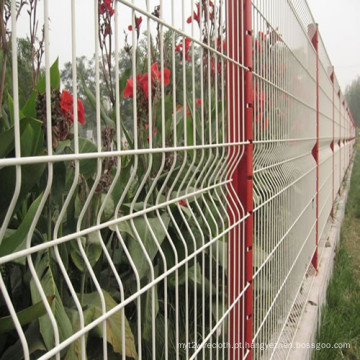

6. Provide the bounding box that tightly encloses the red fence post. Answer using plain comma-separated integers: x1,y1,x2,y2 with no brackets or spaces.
243,0,253,356
330,68,335,219
310,24,319,271
227,0,253,358
338,90,342,195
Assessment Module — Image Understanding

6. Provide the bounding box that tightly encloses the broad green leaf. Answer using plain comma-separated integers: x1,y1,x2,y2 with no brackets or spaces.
170,263,202,288
0,193,43,254
20,117,43,157
30,252,73,352
21,91,37,119
109,219,133,236
81,290,137,359
128,214,171,279
0,124,15,158
143,270,159,341
0,321,46,360
0,118,46,222
69,233,102,272
64,306,95,360
100,193,115,221
0,105,11,130
0,295,54,334
78,136,97,179
51,161,67,205
36,58,60,93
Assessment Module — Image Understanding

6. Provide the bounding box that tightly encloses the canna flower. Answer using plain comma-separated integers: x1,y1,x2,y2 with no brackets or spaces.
99,0,114,16
123,63,171,99
128,16,143,31
60,90,85,125
175,38,192,62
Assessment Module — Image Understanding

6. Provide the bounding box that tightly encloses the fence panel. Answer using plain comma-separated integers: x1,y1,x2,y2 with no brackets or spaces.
251,0,317,358
0,1,356,360
0,1,239,359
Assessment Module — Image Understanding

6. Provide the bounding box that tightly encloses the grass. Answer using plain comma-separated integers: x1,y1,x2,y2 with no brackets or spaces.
313,149,360,360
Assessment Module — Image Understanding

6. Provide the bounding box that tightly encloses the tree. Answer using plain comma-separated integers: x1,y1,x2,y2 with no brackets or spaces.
345,76,360,127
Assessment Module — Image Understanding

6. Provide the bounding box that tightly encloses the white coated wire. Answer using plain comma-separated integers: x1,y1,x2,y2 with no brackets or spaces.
0,1,355,360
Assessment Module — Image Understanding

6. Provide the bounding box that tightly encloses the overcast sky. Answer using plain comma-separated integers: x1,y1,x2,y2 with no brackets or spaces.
16,0,360,93
306,0,360,91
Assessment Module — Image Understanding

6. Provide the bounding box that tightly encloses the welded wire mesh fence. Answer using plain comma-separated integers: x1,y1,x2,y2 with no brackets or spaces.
0,0,356,360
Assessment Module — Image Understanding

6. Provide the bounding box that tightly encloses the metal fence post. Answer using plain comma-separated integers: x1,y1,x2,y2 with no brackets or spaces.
227,0,253,357
330,68,335,219
310,24,319,271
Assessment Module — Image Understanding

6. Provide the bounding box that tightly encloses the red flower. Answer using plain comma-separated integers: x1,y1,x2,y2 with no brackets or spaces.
123,63,170,99
60,90,85,125
123,78,134,98
195,98,201,106
179,199,187,207
144,124,158,141
187,3,200,24
128,16,142,31
99,0,114,16
210,58,221,74
175,38,191,62
150,62,170,86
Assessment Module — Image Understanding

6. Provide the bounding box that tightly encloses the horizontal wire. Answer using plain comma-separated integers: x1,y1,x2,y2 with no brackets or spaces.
0,142,249,167
0,178,235,264
253,163,317,212
253,219,316,342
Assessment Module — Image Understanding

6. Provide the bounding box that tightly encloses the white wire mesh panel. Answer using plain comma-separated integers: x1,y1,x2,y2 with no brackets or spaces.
0,1,243,359
251,0,317,358
0,1,355,360
317,35,333,241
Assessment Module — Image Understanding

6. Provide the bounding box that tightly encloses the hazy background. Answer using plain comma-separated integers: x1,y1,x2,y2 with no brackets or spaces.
306,0,360,91
16,0,360,92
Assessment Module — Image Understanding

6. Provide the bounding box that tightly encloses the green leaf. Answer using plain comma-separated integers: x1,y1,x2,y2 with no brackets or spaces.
0,193,43,255
78,136,97,179
69,233,102,272
127,214,171,279
30,252,73,352
0,124,15,158
0,295,55,334
64,306,95,360
0,321,46,360
51,161,67,205
0,106,11,130
81,290,137,359
36,58,60,93
21,117,44,157
143,270,159,341
0,117,46,220
21,91,37,119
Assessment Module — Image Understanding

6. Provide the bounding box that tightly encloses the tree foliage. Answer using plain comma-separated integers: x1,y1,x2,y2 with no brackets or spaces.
345,76,360,127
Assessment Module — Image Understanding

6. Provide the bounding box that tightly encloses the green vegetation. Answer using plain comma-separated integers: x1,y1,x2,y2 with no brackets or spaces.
313,149,360,360
345,76,360,127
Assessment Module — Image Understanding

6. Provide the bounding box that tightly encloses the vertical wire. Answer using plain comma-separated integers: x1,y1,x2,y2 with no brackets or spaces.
52,1,85,357
25,1,61,358
0,1,28,356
